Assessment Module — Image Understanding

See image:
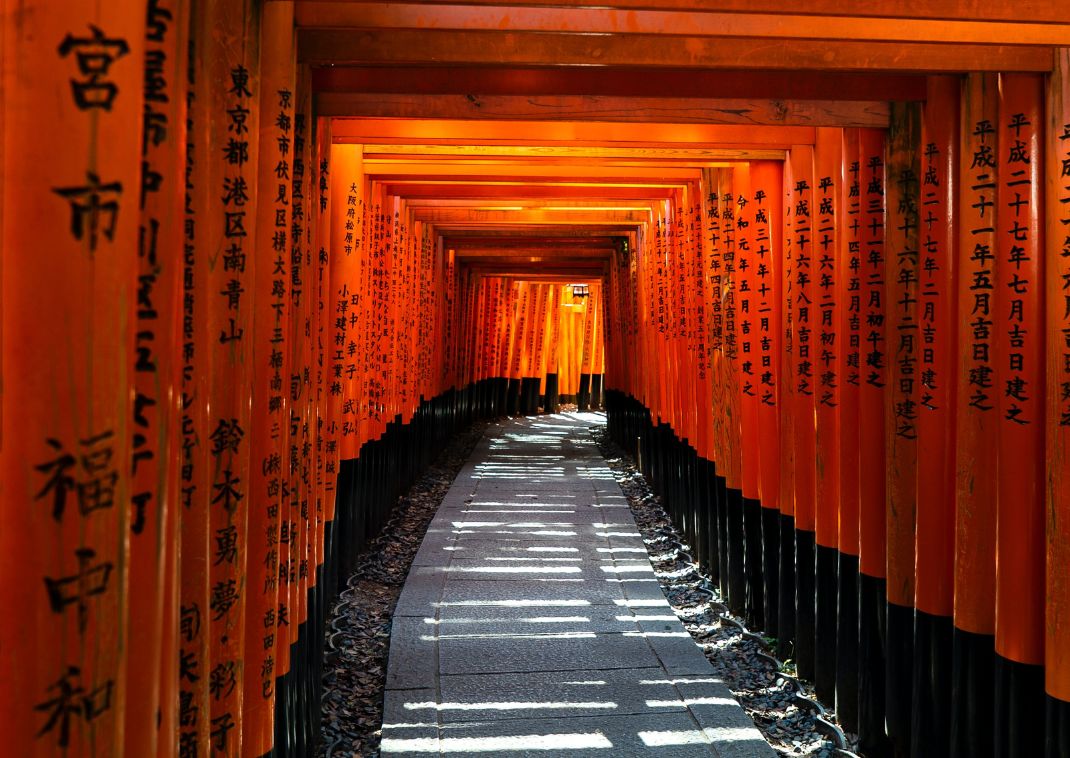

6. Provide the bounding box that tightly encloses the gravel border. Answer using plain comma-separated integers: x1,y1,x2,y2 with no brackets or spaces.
318,421,490,758
591,422,860,758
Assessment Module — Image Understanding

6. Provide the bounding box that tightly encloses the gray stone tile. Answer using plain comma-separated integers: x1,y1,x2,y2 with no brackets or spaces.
437,631,659,676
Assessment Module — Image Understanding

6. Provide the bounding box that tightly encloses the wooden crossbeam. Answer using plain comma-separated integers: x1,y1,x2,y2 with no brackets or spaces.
317,93,889,127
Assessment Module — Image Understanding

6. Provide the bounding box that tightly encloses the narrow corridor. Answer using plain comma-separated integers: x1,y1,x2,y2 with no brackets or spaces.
378,414,772,757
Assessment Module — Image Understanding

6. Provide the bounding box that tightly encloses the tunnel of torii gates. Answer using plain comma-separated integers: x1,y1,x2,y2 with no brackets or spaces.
6,2,1070,758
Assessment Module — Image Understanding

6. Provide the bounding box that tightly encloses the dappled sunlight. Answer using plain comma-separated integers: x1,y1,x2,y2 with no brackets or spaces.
403,700,618,712
381,732,615,753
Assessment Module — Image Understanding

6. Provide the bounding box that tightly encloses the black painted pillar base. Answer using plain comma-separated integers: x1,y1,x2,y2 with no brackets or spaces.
1046,694,1070,758
715,473,729,599
993,654,1045,757
911,609,953,757
859,573,893,757
590,374,604,409
815,543,839,704
777,513,796,662
743,495,765,629
950,626,995,758
506,377,522,416
795,529,816,681
578,373,592,410
544,373,560,414
726,486,746,615
886,600,915,755
704,459,721,587
836,552,860,733
761,506,780,639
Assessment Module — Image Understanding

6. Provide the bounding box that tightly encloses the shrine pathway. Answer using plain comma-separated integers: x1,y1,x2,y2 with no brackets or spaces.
379,412,775,757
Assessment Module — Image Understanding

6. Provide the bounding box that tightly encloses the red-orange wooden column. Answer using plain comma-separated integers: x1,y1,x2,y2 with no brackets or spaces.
950,71,1000,758
128,3,188,757
246,4,294,753
885,101,920,754
720,170,746,615
856,127,892,758
777,158,797,660
835,128,861,733
788,145,817,679
1046,48,1070,756
752,161,783,640
1,3,144,755
993,72,1046,757
912,75,958,755
813,128,842,704
734,164,765,627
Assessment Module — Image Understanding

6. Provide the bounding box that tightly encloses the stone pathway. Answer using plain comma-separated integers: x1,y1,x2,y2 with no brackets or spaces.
380,413,775,757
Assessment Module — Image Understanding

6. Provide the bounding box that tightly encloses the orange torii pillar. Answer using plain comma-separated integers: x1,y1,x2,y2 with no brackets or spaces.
734,163,765,629
789,145,818,680
247,4,294,754
993,72,1046,757
130,3,188,757
752,161,784,640
1,3,145,756
813,127,842,705
835,127,862,734
950,72,999,758
912,75,958,756
1046,48,1070,758
857,128,893,758
885,100,921,755
777,158,797,661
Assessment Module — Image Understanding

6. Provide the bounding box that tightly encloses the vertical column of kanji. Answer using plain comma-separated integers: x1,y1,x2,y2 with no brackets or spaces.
752,161,782,641
911,75,958,756
1046,49,1070,756
207,3,260,754
534,284,549,410
734,166,763,628
245,4,293,752
1,2,143,756
692,181,713,573
835,130,862,734
548,283,563,412
291,71,316,755
950,72,999,758
885,101,921,754
857,128,891,758
328,144,361,462
314,119,336,599
777,158,797,660
994,73,1046,756
129,3,189,757
813,130,842,704
720,170,745,615
788,145,817,680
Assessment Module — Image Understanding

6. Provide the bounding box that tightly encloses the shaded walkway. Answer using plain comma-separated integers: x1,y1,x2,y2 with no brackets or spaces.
380,414,774,757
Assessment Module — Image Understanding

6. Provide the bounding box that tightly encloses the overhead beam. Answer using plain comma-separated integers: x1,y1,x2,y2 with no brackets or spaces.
295,0,1069,25
331,119,815,148
298,29,1053,72
410,208,649,225
317,94,888,127
365,144,783,162
313,66,927,102
296,3,1070,46
385,183,681,200
365,163,702,180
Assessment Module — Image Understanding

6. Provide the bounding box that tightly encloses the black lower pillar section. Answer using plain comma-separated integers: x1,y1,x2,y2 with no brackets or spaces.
1047,694,1070,758
950,627,995,758
795,530,816,681
544,373,560,413
520,377,540,415
590,374,604,409
886,600,915,755
743,496,765,629
815,544,839,704
993,654,1046,757
911,609,953,757
777,514,796,662
578,373,592,410
716,474,729,599
506,377,522,416
704,459,721,587
726,487,746,615
761,506,780,639
858,572,892,757
835,552,860,733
